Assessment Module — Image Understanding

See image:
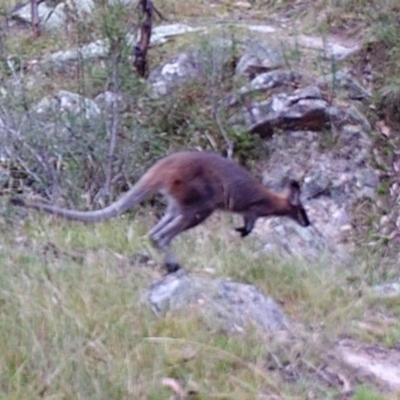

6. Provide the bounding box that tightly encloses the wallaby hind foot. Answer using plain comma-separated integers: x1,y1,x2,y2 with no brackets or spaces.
164,261,181,274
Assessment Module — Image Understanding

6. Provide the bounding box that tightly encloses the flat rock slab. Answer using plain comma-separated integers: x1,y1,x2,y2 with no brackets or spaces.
335,339,400,391
147,270,290,334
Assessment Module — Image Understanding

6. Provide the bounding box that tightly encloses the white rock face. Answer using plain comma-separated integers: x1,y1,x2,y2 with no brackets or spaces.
11,0,138,31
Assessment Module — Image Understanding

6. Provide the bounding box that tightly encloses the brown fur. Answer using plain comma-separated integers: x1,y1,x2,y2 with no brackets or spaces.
10,151,310,272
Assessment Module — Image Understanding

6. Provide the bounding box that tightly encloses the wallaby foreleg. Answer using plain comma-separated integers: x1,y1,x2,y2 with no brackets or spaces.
235,213,257,237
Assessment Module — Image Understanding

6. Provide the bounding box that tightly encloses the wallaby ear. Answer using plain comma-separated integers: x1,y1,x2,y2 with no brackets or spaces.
287,180,301,206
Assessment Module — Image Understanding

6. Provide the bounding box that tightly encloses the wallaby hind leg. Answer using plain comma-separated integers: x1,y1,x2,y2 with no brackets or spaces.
147,201,183,273
151,207,213,273
149,212,174,239
150,214,184,273
148,199,179,239
161,246,181,274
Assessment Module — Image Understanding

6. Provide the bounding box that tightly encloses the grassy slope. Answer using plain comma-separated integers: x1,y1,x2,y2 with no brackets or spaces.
1,0,400,398
0,211,397,399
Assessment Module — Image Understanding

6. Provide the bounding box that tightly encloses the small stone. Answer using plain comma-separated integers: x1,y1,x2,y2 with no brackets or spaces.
380,215,389,227
234,1,252,8
373,282,400,298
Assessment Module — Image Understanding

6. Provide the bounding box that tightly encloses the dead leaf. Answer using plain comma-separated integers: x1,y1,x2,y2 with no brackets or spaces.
161,378,185,399
337,372,352,394
375,120,392,138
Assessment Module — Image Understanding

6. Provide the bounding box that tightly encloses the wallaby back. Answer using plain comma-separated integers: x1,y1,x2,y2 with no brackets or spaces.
149,151,299,216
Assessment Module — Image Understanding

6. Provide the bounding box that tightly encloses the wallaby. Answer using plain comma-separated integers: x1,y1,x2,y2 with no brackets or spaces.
10,151,310,273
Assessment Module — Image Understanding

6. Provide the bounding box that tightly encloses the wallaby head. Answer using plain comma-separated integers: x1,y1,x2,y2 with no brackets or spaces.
234,179,310,238
286,180,310,227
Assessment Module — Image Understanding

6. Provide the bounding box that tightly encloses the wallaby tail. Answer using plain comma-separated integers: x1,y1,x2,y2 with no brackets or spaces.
10,174,160,223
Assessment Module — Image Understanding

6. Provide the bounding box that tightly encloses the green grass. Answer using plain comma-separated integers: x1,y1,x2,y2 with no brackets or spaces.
0,215,282,398
0,211,397,398
353,386,387,400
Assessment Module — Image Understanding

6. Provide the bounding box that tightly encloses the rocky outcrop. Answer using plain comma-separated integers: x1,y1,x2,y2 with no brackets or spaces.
147,269,290,334
234,86,331,137
334,339,400,391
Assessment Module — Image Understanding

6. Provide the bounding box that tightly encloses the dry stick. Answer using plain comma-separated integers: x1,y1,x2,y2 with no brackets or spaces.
133,0,163,77
133,17,151,77
31,0,40,37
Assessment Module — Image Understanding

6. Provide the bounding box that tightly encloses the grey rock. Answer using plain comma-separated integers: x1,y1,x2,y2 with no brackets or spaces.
11,2,57,26
327,105,371,132
235,41,284,78
149,41,234,96
291,85,324,99
302,170,331,199
28,90,103,142
94,91,123,110
149,52,199,97
148,24,206,46
43,24,204,71
11,0,94,31
318,68,371,100
44,40,109,71
372,282,400,299
238,86,330,137
0,116,7,141
255,122,377,261
345,105,372,132
356,169,380,190
238,70,301,96
335,339,400,390
339,124,371,147
10,0,137,31
34,90,101,122
256,198,352,261
295,35,361,60
147,270,290,333
240,24,277,34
